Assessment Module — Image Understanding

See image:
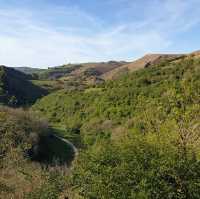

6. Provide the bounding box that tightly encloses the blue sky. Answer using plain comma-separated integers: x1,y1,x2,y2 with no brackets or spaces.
1,0,200,68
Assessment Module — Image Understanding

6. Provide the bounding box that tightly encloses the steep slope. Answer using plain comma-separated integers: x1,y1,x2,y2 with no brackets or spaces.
33,55,200,198
102,53,184,80
0,66,47,106
33,54,200,139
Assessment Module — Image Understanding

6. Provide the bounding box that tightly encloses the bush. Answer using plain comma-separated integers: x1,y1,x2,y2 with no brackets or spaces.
71,134,200,199
0,107,49,157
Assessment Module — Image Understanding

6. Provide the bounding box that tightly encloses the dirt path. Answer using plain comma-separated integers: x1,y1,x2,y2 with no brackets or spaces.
51,134,78,157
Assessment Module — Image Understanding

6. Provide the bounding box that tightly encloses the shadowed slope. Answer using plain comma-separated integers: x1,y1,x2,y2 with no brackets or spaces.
0,66,47,106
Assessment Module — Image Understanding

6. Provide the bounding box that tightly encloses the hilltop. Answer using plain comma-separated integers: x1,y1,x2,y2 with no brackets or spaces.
29,61,128,87
13,53,187,84
13,53,185,90
102,53,184,79
3,50,199,105
2,50,200,106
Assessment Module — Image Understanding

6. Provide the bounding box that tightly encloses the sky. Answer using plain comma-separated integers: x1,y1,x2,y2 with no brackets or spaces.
0,0,200,68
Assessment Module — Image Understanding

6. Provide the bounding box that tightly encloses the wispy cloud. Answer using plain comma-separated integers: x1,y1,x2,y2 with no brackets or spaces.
0,0,200,68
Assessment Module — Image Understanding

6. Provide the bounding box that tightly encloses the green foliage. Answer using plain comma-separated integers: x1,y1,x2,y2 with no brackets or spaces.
31,79,64,92
25,170,68,199
34,57,200,145
2,56,200,198
0,107,49,157
0,107,74,198
71,136,200,199
0,66,47,106
0,107,76,166
34,56,200,197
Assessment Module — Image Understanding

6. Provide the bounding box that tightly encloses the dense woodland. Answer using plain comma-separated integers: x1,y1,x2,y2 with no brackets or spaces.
0,55,200,198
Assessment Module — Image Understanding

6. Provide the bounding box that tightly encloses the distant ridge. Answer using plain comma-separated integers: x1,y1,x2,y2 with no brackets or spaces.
14,66,44,74
10,49,200,83
102,53,184,80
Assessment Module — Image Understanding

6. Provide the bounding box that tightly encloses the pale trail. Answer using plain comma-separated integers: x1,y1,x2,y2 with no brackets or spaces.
52,134,78,157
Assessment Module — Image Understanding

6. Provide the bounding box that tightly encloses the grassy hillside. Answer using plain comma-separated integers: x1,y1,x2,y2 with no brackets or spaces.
33,56,200,136
0,66,47,106
33,55,200,198
0,107,75,198
24,61,128,90
31,79,66,93
25,55,185,95
36,61,127,80
14,55,185,92
102,54,184,80
1,52,200,198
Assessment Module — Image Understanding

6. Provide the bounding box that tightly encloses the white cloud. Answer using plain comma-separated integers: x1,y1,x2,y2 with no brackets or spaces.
0,0,200,68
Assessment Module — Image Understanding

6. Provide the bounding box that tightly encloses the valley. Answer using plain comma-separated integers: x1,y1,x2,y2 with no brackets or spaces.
1,51,200,198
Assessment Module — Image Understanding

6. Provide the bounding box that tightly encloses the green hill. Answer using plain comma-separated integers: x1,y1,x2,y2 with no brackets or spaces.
0,107,72,198
1,52,200,198
33,55,200,198
33,55,200,139
0,66,47,106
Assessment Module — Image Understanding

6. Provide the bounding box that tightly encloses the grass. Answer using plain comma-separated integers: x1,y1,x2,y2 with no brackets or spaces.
84,87,103,93
31,80,64,92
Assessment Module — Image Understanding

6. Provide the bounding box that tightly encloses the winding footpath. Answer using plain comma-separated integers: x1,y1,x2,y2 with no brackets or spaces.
51,134,78,159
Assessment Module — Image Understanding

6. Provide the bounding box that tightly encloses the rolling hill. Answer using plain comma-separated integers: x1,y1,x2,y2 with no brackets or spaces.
14,54,186,83
34,61,128,85
33,52,200,198
33,52,200,132
1,50,200,198
4,51,200,107
102,53,184,80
